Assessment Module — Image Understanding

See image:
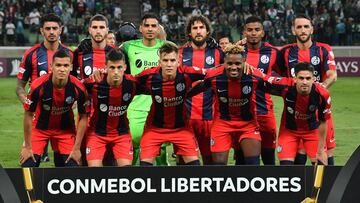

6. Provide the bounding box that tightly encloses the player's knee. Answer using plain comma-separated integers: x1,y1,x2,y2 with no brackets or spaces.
21,154,41,167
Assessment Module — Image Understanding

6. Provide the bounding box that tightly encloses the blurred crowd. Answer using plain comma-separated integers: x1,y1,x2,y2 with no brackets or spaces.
0,0,123,46
1,0,360,46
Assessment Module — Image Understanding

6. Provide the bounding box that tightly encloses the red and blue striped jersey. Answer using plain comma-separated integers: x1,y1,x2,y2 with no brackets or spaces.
179,44,224,120
23,74,89,132
254,72,332,131
244,42,279,115
17,43,73,82
203,66,259,121
136,65,205,128
277,42,336,82
85,75,143,136
73,45,114,79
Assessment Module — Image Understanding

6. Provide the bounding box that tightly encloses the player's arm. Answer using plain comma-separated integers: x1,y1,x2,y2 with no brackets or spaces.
187,79,211,98
317,120,327,165
66,113,88,165
16,79,28,104
321,69,337,89
20,110,36,164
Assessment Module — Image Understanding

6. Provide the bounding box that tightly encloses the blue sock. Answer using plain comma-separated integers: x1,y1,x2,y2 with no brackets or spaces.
328,157,334,165
185,160,200,165
261,148,275,165
234,150,245,165
140,161,153,166
21,154,41,167
294,153,307,165
280,160,294,165
244,156,260,165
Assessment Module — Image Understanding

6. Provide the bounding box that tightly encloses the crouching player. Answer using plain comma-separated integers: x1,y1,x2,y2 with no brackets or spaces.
84,49,143,167
188,44,262,165
20,50,89,167
249,62,330,165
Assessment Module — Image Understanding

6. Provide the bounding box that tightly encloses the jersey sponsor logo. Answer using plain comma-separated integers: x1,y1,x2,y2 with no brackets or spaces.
219,97,228,103
260,55,270,64
51,106,71,115
154,95,162,103
163,96,184,107
135,59,158,69
99,103,108,112
65,96,74,104
217,89,227,93
229,98,249,107
19,67,26,74
311,56,320,65
309,105,316,112
84,66,92,76
205,56,214,65
176,83,185,92
39,70,47,76
83,57,92,61
108,105,128,116
123,93,131,101
295,111,314,120
37,61,46,66
242,86,251,94
287,106,294,114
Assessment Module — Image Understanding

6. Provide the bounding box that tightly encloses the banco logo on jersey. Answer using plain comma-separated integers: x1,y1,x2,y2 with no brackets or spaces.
135,59,158,69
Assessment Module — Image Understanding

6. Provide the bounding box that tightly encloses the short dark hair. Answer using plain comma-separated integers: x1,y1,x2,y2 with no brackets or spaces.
159,42,178,55
293,13,312,26
217,34,231,42
40,13,62,27
185,15,212,40
53,49,72,62
89,14,108,27
245,16,262,25
106,48,125,63
108,30,114,35
294,62,314,75
141,13,159,25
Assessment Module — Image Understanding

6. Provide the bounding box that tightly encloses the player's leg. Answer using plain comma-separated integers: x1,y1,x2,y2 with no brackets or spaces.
257,115,277,165
277,128,299,165
139,128,164,166
41,141,50,162
155,143,170,166
102,144,116,166
326,115,336,165
86,134,108,167
302,130,323,165
239,138,261,165
128,109,146,165
21,129,49,167
112,134,133,167
52,132,79,167
171,128,200,165
232,133,245,165
189,119,213,165
294,141,307,165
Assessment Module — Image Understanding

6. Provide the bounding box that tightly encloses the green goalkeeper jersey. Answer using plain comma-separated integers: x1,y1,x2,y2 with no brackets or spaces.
122,39,165,112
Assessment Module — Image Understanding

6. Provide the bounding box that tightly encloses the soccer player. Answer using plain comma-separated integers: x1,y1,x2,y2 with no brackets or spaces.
179,15,224,164
106,30,116,46
235,16,280,165
85,49,142,167
278,14,337,165
20,50,89,167
218,34,231,51
72,14,114,79
248,62,330,165
138,42,205,166
121,13,168,166
187,44,262,165
16,13,73,163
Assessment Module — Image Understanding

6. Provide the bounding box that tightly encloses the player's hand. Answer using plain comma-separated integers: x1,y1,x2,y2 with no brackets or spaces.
89,68,105,83
77,38,92,53
316,150,328,166
20,146,35,164
236,38,247,46
206,37,220,48
243,62,256,75
66,149,82,166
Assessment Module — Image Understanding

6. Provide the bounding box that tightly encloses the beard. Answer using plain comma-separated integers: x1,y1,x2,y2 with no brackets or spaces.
91,34,105,43
190,35,207,47
296,34,311,43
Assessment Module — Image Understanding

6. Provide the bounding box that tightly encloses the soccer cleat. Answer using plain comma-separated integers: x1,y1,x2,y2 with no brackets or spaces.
41,155,50,162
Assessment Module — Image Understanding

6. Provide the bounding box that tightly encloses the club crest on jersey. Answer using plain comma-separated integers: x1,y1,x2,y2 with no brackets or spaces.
39,70,47,76
219,97,228,103
210,138,215,146
123,93,131,101
260,55,270,64
84,66,92,76
65,96,74,104
277,145,282,153
43,104,51,111
176,83,185,92
155,95,162,103
242,86,251,94
311,56,320,65
309,105,316,112
287,107,294,114
205,56,214,65
86,147,91,154
99,104,108,112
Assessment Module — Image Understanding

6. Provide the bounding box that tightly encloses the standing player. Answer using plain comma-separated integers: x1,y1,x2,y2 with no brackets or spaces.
248,62,330,165
106,30,116,46
121,13,168,166
179,15,224,165
218,34,231,51
72,14,114,79
85,49,142,167
235,16,279,165
16,13,73,163
138,42,205,166
20,50,89,167
187,45,262,165
278,14,337,165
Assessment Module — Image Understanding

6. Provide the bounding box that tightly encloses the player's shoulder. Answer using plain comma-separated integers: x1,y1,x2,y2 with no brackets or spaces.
314,42,333,51
124,74,137,82
23,43,42,57
137,66,160,77
31,74,50,89
278,43,297,51
314,83,330,96
262,42,279,51
206,66,225,78
59,43,73,52
70,75,86,89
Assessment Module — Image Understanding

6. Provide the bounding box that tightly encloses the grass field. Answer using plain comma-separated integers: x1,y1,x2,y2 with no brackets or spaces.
0,77,359,167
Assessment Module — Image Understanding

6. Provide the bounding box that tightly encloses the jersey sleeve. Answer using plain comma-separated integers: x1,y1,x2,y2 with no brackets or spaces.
75,83,90,115
321,44,336,71
260,74,293,96
23,84,40,112
318,86,332,121
17,50,34,82
274,46,290,77
182,65,206,82
71,49,80,77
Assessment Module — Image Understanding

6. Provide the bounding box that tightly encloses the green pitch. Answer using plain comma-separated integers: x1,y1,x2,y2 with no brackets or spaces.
0,77,359,167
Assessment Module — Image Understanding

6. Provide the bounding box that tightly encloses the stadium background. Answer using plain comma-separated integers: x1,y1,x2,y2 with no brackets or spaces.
0,0,359,167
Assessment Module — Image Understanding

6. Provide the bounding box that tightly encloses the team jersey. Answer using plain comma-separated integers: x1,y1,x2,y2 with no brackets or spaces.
122,39,166,112
179,44,224,120
251,69,332,131
72,45,114,79
244,42,279,115
23,74,89,131
199,66,259,121
17,43,73,82
136,65,205,128
277,42,336,82
85,75,143,136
